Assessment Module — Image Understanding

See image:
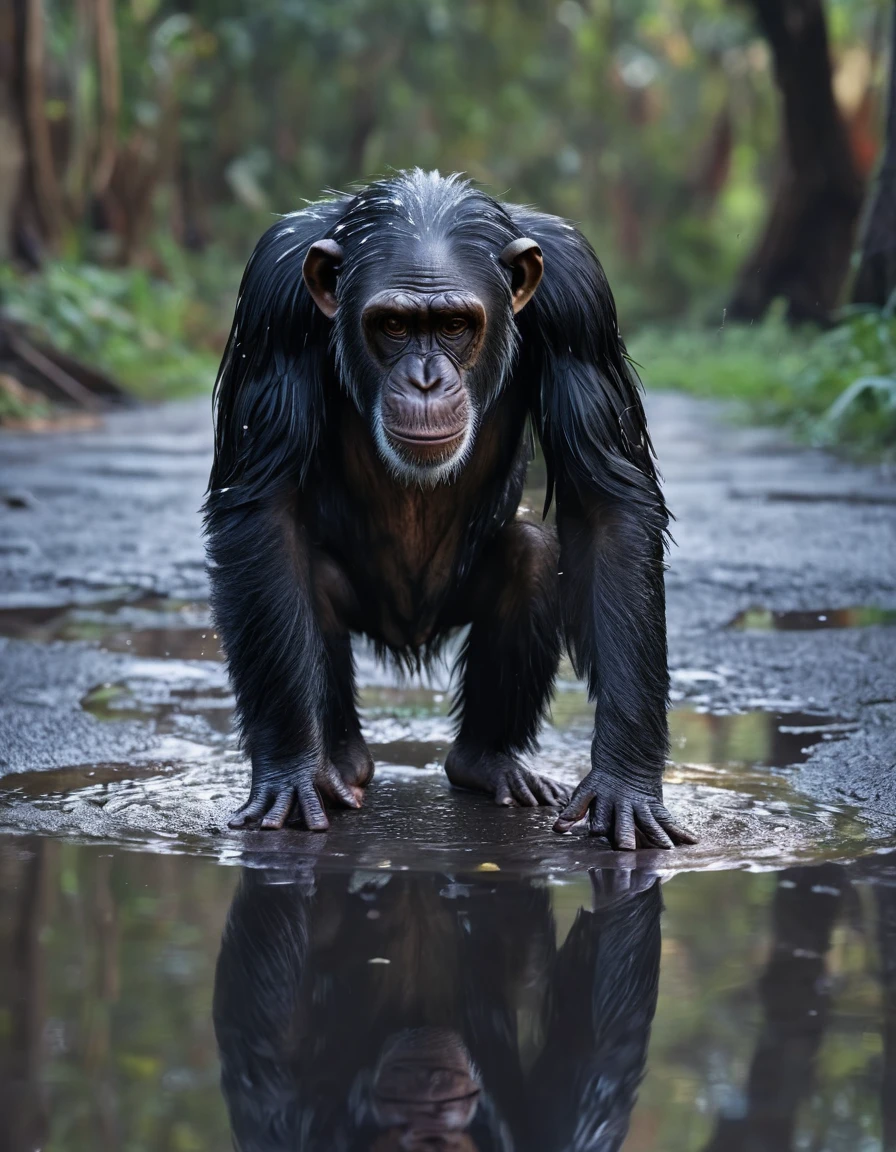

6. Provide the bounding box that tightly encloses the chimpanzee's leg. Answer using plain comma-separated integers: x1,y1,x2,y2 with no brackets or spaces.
207,497,361,831
310,549,375,791
445,521,568,807
321,628,375,790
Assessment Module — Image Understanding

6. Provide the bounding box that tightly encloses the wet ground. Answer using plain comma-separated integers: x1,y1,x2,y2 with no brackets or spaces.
1,392,895,1148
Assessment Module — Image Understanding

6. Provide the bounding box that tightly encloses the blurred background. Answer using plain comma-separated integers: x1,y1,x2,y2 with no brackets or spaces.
0,0,894,455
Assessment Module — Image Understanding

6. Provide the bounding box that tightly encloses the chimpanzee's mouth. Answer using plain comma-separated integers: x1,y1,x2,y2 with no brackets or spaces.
386,427,467,447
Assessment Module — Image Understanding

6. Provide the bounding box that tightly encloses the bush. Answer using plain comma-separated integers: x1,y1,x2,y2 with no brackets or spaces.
631,303,896,459
0,261,224,400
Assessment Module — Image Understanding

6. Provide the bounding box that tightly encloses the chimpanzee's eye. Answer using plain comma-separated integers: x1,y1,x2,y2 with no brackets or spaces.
441,316,468,336
382,316,408,338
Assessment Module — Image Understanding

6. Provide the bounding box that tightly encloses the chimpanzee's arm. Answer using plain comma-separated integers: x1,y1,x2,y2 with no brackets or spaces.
206,494,358,828
550,476,690,847
213,870,311,1143
527,872,663,1151
205,200,357,829
508,207,695,849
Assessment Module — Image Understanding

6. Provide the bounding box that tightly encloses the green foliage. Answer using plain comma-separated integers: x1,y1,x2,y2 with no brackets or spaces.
21,0,892,414
0,262,222,399
40,0,884,324
632,304,896,458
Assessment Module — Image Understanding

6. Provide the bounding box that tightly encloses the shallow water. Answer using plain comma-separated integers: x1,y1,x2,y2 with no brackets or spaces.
730,606,896,631
0,597,874,871
1,584,893,1148
4,834,896,1151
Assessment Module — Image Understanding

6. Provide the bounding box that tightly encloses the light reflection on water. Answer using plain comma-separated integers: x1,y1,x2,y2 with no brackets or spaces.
2,836,895,1151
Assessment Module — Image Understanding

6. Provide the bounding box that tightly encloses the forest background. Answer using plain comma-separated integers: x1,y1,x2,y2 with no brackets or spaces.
2,0,895,456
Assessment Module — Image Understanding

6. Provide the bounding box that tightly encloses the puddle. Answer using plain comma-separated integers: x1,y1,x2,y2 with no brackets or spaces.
0,595,222,659
670,707,854,768
2,833,896,1151
81,679,234,743
82,667,854,775
0,664,864,872
756,488,896,506
731,605,896,630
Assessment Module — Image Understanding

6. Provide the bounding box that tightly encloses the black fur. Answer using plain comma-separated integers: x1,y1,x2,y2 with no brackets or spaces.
509,207,671,796
213,866,662,1151
204,169,692,848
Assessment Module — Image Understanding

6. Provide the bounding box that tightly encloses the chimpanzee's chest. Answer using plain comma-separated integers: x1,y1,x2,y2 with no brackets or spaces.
309,401,529,650
335,485,481,649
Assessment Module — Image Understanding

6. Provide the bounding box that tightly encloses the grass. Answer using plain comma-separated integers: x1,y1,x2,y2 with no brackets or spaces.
631,304,896,460
0,258,228,403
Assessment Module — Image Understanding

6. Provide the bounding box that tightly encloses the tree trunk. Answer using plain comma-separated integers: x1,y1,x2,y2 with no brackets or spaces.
0,0,43,265
852,2,896,308
729,0,865,324
23,0,65,247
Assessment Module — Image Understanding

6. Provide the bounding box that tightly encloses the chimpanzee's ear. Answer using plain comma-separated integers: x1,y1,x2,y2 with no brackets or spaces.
303,240,343,318
500,237,543,314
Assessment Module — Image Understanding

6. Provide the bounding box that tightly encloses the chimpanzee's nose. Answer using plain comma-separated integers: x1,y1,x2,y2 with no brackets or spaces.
407,356,448,393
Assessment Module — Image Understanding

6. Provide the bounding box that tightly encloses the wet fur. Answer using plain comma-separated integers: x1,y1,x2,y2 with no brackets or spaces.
205,169,670,818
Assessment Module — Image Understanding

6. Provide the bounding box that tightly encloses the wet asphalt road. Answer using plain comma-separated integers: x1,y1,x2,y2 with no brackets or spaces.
0,392,894,871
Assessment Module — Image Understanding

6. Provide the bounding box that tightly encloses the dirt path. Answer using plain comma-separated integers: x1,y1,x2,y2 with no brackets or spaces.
0,393,894,870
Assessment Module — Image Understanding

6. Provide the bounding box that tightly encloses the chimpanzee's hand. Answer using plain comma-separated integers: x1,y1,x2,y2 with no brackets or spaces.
445,745,570,808
553,768,696,849
228,756,362,831
589,866,659,910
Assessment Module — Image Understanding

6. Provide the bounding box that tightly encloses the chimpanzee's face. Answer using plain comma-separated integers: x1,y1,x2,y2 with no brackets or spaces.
358,275,488,480
303,229,542,486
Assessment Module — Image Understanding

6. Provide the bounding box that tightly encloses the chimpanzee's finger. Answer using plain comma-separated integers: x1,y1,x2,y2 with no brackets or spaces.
553,782,595,833
319,764,363,808
588,797,613,840
532,774,569,807
651,803,698,845
297,780,330,831
613,805,637,851
634,804,674,850
552,779,573,805
228,790,273,828
261,787,297,829
510,772,539,807
528,775,560,807
494,776,515,806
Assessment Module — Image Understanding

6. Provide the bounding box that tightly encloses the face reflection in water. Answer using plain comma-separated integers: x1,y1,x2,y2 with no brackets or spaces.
213,867,662,1152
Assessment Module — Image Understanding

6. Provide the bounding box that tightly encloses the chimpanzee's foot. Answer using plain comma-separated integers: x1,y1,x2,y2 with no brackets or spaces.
331,732,375,792
445,744,570,807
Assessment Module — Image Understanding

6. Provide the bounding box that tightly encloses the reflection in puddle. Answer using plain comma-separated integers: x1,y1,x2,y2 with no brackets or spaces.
0,760,162,801
0,595,222,659
670,708,855,769
215,865,662,1150
2,836,895,1151
81,679,233,742
82,669,854,777
730,605,896,630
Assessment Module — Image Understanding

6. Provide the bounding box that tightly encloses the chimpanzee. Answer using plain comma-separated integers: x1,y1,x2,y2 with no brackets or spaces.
213,865,663,1151
205,168,695,850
